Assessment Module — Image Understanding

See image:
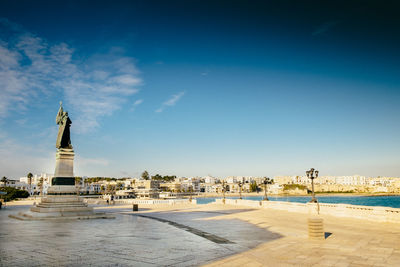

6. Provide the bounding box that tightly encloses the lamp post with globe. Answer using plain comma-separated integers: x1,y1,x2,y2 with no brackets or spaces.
306,168,319,203
222,180,226,204
238,181,243,200
263,177,271,201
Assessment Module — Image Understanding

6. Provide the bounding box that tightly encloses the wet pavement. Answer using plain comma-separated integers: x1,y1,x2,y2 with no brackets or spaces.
0,205,281,266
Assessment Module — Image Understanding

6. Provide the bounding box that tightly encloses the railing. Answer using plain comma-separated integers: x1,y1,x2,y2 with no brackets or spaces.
114,199,197,205
214,199,400,223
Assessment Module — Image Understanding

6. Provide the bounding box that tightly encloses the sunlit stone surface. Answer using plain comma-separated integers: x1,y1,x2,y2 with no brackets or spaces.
0,205,281,266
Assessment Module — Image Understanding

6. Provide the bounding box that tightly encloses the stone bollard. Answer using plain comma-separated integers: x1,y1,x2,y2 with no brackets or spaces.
132,204,138,211
308,217,324,240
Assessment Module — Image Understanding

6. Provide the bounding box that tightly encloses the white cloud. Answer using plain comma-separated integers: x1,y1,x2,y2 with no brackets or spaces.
155,91,185,113
112,74,142,86
76,156,109,167
15,118,27,125
134,99,143,106
130,99,143,111
0,134,54,178
0,18,142,133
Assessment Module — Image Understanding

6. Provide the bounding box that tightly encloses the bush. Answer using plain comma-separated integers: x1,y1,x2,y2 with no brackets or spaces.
283,184,307,191
0,187,29,201
249,181,259,192
315,190,355,194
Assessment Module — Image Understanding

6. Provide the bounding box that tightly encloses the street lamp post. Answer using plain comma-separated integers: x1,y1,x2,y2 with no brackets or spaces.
238,181,242,200
306,168,319,203
222,180,226,204
263,177,271,201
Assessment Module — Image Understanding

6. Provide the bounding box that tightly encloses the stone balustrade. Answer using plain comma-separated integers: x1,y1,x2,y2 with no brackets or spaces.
114,198,197,205
214,198,400,223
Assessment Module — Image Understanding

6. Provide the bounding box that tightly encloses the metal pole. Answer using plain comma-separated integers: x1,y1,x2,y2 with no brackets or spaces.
263,178,269,201
311,178,315,201
222,181,226,204
264,184,267,199
307,168,318,203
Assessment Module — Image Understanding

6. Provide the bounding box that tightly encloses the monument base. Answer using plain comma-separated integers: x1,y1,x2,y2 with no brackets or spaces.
54,148,75,178
47,185,77,195
10,194,114,220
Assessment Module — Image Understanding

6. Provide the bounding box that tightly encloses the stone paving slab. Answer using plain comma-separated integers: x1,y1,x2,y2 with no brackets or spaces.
2,203,400,266
196,203,400,266
0,205,281,266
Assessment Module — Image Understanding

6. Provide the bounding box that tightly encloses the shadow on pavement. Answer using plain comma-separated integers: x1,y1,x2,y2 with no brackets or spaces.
124,208,283,250
325,232,333,239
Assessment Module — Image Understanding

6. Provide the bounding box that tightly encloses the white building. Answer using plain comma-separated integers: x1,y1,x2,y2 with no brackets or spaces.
335,175,366,186
204,176,217,184
19,173,53,195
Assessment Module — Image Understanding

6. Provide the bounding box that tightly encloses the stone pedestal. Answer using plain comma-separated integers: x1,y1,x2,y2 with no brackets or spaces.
48,148,76,195
308,217,325,240
10,148,114,220
10,195,113,220
51,148,75,187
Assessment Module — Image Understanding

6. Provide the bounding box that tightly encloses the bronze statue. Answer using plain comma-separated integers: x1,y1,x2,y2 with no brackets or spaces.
56,101,72,149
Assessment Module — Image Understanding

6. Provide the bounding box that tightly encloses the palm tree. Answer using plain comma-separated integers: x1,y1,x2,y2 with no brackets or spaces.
141,170,150,180
75,177,82,195
75,177,82,186
38,177,44,196
27,172,33,195
1,176,7,187
116,182,124,191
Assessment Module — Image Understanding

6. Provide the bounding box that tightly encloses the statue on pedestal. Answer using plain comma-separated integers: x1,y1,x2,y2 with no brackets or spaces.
56,101,72,149
8,101,114,220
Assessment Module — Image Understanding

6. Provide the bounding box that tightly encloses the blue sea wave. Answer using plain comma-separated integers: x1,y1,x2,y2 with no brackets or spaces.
196,195,400,208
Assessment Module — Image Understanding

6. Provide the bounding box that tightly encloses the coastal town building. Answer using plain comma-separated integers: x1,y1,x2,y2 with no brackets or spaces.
18,173,53,195
5,172,400,198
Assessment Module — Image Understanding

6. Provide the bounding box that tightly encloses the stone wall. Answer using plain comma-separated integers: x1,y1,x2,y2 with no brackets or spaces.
214,199,400,223
115,198,196,205
313,184,400,193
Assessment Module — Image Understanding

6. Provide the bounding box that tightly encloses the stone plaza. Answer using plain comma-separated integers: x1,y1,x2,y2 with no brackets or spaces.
1,201,400,266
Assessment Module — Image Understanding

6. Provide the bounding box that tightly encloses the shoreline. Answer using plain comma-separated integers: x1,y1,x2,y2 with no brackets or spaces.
3,192,399,207
193,192,400,198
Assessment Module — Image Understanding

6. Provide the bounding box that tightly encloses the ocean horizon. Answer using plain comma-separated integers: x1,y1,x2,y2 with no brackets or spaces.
196,195,400,208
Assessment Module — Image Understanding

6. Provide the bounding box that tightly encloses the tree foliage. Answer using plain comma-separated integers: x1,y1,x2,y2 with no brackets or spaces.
116,182,124,190
106,184,116,193
151,174,176,182
151,174,163,180
38,177,44,196
1,176,7,187
162,175,176,182
0,187,29,201
141,171,150,180
75,177,82,185
27,173,33,184
85,177,117,183
283,184,307,190
249,181,258,192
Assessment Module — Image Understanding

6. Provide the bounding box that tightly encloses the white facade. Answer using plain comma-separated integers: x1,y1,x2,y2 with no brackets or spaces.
19,173,53,195
204,176,216,184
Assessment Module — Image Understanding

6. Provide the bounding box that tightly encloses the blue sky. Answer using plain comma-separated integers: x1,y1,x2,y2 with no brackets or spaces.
1,0,399,178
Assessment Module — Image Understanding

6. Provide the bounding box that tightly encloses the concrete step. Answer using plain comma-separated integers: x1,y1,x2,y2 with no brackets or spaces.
36,203,87,207
31,206,93,213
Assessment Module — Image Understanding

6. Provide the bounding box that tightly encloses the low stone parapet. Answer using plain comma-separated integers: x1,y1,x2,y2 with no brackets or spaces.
114,199,197,205
214,199,400,223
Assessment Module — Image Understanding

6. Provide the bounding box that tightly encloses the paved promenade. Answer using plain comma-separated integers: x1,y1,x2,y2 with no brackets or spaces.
1,202,400,266
202,204,400,266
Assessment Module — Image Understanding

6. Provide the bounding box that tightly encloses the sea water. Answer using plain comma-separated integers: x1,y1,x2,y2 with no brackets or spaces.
196,195,400,208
